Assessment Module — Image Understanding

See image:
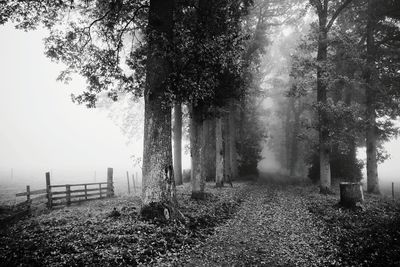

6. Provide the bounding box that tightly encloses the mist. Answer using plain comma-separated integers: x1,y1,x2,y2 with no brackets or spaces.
255,19,400,193
0,24,145,202
1,12,400,203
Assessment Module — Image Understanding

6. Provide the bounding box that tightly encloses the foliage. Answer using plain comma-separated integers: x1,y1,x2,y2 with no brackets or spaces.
0,183,246,266
237,98,266,176
308,189,400,266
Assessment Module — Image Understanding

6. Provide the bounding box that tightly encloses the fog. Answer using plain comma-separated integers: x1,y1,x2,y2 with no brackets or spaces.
0,24,144,201
0,24,195,203
1,20,399,203
256,21,400,192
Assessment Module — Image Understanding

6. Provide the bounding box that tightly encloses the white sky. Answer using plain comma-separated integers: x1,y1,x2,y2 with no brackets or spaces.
0,24,137,180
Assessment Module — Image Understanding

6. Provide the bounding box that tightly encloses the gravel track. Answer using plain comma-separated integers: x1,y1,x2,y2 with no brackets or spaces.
179,182,337,266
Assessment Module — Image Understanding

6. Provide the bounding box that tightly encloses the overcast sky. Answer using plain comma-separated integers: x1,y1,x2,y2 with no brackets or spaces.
0,24,137,181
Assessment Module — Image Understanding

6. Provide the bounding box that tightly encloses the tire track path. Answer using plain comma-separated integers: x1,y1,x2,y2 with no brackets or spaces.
179,183,337,266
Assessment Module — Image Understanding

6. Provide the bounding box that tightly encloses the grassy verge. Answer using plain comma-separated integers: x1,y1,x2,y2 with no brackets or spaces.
307,188,400,266
0,182,247,266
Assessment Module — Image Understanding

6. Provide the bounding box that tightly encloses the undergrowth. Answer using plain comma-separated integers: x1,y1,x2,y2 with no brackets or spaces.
0,183,247,266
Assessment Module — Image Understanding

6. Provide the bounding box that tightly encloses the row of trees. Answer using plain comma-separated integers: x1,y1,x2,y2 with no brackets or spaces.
267,0,399,193
0,0,278,214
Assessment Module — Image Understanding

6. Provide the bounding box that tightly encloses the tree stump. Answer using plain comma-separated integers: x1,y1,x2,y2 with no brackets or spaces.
339,182,364,208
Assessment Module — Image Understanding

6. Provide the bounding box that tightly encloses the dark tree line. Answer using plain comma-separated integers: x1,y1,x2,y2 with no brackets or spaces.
0,0,268,216
270,0,400,193
1,0,398,216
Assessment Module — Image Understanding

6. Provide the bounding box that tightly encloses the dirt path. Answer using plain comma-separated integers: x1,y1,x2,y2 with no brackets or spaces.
177,182,338,266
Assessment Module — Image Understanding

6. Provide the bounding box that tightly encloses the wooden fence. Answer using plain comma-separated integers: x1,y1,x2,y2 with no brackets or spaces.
15,168,114,209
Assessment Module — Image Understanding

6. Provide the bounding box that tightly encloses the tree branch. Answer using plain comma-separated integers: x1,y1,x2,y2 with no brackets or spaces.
115,4,149,62
326,0,353,30
309,0,323,14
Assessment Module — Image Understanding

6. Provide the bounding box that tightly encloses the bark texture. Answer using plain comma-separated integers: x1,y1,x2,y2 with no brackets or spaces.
229,100,238,180
365,0,379,194
142,0,175,206
290,101,301,177
173,102,183,185
317,10,331,193
216,117,224,187
191,105,206,199
203,117,216,181
223,112,231,184
339,182,364,208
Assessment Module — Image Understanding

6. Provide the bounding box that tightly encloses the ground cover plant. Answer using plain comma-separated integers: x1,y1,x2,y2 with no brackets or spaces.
1,178,400,266
0,183,247,266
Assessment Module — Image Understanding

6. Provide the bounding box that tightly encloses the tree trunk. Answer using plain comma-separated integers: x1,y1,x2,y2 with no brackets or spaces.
339,182,364,208
365,0,380,194
290,101,301,177
216,117,224,187
238,97,246,160
285,98,294,173
223,111,231,184
173,102,183,186
317,13,331,193
203,116,216,181
229,100,238,180
142,0,175,209
191,105,206,199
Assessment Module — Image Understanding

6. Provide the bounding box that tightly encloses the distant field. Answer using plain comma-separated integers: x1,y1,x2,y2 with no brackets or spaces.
379,180,400,200
0,173,142,206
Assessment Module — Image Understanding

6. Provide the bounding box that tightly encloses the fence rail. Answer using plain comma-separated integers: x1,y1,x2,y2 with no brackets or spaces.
15,168,115,209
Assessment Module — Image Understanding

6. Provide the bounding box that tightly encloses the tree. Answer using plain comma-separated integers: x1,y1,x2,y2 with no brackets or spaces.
0,0,179,214
216,117,224,186
309,0,353,193
173,103,183,185
362,0,400,193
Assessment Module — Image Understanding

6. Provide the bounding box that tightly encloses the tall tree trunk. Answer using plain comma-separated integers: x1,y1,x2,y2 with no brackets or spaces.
173,102,182,185
216,117,224,187
317,13,331,193
238,97,246,161
285,99,294,173
191,105,206,199
345,74,360,182
142,0,175,207
365,0,379,194
223,111,231,183
203,116,216,181
290,101,301,177
229,100,238,180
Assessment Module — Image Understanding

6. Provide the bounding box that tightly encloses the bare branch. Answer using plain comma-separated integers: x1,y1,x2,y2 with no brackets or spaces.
115,4,149,62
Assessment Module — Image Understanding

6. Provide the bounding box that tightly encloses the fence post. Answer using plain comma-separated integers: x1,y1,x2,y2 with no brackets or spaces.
46,172,52,209
107,167,114,197
99,183,102,198
66,185,71,206
26,185,30,202
84,184,88,200
127,171,130,194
